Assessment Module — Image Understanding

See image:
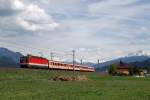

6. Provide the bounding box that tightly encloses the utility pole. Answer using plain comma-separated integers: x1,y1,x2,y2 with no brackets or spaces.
72,50,75,74
80,59,83,65
97,59,100,68
50,52,54,60
38,52,43,57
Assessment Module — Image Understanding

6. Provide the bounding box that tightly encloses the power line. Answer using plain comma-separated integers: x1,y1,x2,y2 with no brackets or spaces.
0,40,47,52
0,39,69,57
0,39,104,63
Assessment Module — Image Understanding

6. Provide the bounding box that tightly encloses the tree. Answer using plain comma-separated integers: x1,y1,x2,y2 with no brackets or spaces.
129,66,134,76
109,64,117,75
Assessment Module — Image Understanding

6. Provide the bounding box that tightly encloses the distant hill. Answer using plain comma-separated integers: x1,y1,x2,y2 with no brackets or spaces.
0,47,23,67
96,55,150,71
131,58,150,69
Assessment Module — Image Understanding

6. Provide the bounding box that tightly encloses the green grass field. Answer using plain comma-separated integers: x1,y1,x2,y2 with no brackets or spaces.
0,68,150,100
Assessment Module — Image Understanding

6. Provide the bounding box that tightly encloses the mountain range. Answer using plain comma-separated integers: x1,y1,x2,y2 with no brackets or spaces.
96,55,150,71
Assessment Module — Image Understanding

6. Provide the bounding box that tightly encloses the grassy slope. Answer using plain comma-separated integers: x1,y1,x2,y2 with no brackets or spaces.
0,68,150,100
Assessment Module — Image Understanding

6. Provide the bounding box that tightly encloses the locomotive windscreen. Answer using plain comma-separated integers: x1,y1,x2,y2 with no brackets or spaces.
20,57,28,63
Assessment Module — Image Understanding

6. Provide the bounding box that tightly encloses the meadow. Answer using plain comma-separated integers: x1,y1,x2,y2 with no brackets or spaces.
0,68,150,100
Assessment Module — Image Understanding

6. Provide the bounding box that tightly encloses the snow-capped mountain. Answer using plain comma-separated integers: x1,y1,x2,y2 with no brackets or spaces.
128,50,150,56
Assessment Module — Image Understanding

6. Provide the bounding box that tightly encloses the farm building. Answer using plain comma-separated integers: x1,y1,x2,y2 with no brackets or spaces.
117,60,132,75
109,60,133,76
109,60,149,76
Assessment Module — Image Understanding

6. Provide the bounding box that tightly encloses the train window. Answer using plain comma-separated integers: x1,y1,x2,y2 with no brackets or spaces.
56,63,58,66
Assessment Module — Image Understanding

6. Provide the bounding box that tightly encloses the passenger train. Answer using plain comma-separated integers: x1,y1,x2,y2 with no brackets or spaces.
20,55,95,72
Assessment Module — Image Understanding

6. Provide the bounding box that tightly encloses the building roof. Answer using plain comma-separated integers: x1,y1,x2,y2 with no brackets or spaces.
117,60,131,69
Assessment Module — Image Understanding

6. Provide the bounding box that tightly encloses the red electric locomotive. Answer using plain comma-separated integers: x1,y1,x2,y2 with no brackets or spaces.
20,55,49,69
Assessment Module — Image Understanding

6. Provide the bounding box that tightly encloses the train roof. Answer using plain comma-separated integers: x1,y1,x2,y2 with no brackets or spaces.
25,54,48,59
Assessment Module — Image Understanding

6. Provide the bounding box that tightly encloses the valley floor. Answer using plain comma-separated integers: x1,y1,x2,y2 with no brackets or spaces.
0,68,150,100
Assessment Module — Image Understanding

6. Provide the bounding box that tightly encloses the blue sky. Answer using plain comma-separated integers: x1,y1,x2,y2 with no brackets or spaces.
0,0,150,62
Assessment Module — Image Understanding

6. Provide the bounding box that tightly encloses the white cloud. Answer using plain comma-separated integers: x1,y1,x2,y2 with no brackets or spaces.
0,0,24,11
12,0,24,10
88,0,139,17
17,4,58,31
0,0,58,33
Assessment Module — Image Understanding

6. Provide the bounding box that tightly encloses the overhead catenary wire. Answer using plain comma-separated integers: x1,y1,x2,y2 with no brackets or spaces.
0,39,78,62
0,39,104,64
